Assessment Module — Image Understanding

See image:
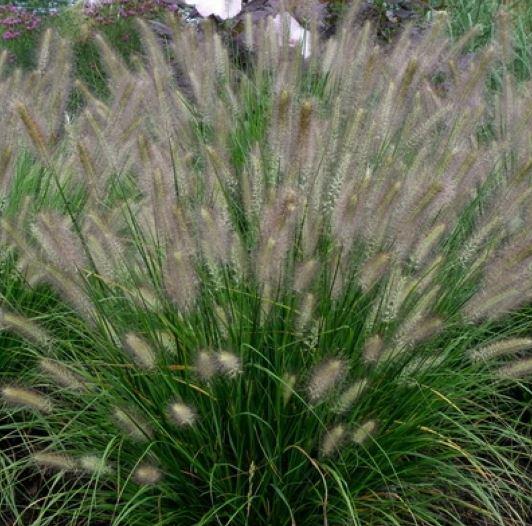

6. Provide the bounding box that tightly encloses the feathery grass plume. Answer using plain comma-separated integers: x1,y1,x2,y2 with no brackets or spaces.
133,463,162,485
83,213,125,280
86,234,115,282
292,99,315,184
79,454,113,476
31,211,87,273
0,146,13,196
15,101,49,161
296,292,315,331
463,220,532,322
394,285,441,346
199,206,233,266
241,143,264,221
164,250,199,315
398,316,444,348
352,419,378,446
168,401,197,427
39,358,89,392
216,351,242,378
212,32,230,79
93,33,130,85
137,139,178,241
37,28,53,74
282,373,297,406
468,338,532,362
411,255,444,297
308,358,346,403
321,424,346,457
399,354,447,381
153,330,176,354
293,259,319,293
112,407,153,442
0,308,51,347
15,255,46,287
75,140,101,200
358,253,391,293
498,358,532,379
363,335,383,365
32,452,78,472
256,188,300,288
411,223,447,267
43,270,97,323
1,386,53,414
123,333,156,370
243,11,254,51
268,88,292,174
126,286,162,313
323,107,366,215
463,287,530,323
213,304,230,340
194,349,218,381
334,379,368,414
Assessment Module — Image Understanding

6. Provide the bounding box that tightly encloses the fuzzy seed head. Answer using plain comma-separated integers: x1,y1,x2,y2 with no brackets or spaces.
399,316,444,347
296,292,315,331
32,452,78,472
0,309,51,347
168,402,196,427
399,354,447,380
308,358,346,402
216,351,242,377
293,259,319,293
164,250,199,314
321,424,346,457
127,286,162,313
359,253,391,292
334,379,368,413
112,407,153,442
498,357,532,379
80,454,113,475
352,419,378,445
282,373,297,406
195,349,218,381
412,222,446,266
363,336,383,364
469,338,532,362
133,463,162,485
1,386,53,414
123,333,156,370
39,358,88,392
154,330,176,354
31,211,87,272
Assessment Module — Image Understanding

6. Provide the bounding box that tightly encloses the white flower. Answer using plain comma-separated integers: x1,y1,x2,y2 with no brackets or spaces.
184,0,242,19
272,12,312,58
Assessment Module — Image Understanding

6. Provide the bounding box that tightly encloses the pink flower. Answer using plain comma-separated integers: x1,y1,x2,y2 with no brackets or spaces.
272,12,312,58
2,29,21,40
184,0,241,20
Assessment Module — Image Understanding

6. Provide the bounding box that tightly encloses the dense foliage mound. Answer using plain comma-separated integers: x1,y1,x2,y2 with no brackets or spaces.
0,8,531,525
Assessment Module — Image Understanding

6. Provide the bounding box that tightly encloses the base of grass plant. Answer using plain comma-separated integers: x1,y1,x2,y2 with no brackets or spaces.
0,292,530,525
0,258,531,525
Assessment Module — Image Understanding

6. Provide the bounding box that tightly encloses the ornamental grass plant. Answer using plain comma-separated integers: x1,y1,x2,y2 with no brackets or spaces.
0,4,531,525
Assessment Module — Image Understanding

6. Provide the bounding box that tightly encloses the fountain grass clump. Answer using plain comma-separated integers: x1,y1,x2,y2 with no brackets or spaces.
0,7,531,525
